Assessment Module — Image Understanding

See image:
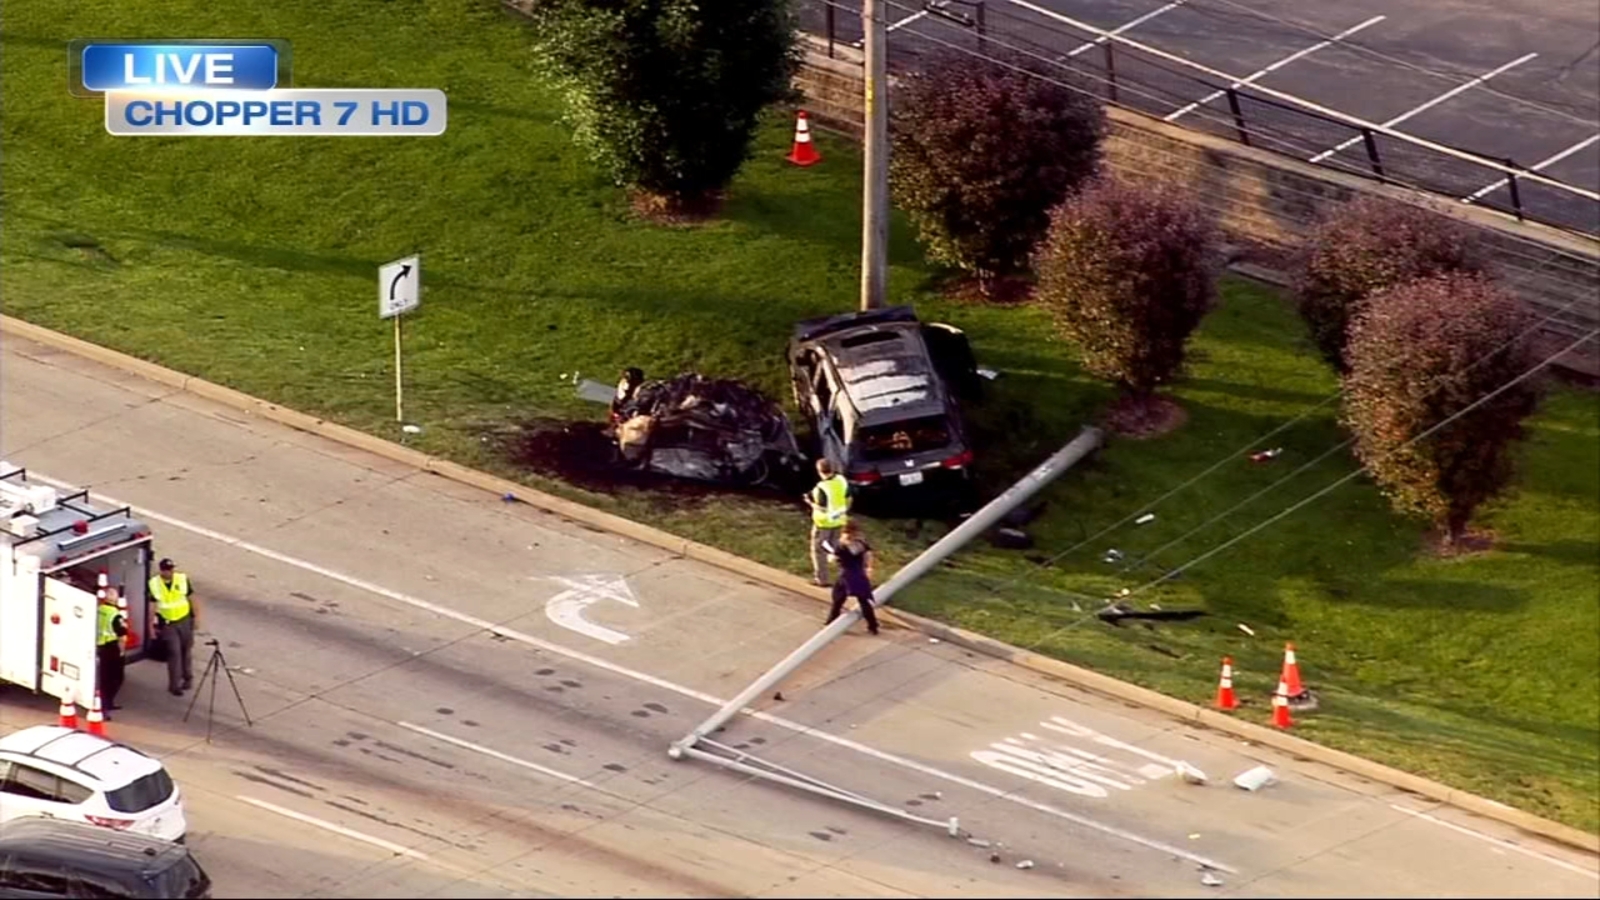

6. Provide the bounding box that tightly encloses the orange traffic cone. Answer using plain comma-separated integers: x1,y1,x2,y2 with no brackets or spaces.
86,690,107,737
1215,657,1238,710
116,592,139,651
785,110,821,167
1271,679,1293,729
1281,642,1305,698
58,685,78,729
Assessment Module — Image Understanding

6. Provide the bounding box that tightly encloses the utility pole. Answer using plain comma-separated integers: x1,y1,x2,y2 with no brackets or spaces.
859,0,889,311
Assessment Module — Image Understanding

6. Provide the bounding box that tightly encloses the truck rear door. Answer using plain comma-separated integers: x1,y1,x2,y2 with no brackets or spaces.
39,575,98,703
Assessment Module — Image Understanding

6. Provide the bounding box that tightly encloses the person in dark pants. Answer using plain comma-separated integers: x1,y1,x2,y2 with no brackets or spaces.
824,521,880,635
147,558,198,696
95,587,128,719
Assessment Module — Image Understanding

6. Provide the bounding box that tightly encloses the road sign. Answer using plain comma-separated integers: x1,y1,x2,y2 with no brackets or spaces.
379,255,419,319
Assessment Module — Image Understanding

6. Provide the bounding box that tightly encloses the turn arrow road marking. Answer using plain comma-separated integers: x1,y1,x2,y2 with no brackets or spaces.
542,574,639,645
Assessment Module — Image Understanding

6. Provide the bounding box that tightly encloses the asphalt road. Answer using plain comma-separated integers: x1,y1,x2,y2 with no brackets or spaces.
2,334,1598,898
802,0,1600,234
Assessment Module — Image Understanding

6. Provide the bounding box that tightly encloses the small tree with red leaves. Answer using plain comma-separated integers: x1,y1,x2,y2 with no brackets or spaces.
1341,272,1543,547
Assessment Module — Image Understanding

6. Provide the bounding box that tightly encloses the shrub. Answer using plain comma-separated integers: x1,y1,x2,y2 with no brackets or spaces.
523,0,798,214
1342,272,1542,546
1034,175,1219,407
1291,196,1487,372
890,51,1105,292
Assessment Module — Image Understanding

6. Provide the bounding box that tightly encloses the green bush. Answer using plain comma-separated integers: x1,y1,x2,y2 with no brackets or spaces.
522,0,798,213
1291,196,1487,373
1034,175,1219,406
1342,272,1542,545
889,51,1104,292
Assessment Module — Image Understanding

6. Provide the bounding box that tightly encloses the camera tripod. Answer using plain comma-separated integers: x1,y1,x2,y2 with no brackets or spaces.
182,638,253,743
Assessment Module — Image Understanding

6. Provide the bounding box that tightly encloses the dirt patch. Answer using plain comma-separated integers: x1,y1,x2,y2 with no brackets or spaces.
942,273,1035,305
629,188,726,226
1102,393,1188,439
1424,528,1500,557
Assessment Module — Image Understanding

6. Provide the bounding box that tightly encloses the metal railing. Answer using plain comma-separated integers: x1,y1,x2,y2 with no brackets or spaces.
800,0,1600,240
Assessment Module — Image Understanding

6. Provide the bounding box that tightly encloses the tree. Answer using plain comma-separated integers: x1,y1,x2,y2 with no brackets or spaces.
1341,272,1542,547
1034,175,1219,420
523,0,798,216
890,51,1105,294
1291,195,1487,373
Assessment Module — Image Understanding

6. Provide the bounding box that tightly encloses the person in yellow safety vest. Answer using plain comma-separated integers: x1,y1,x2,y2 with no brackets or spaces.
95,587,128,719
805,459,851,587
148,558,198,697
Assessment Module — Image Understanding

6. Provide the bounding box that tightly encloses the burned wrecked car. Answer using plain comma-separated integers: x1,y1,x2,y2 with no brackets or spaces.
787,306,979,492
606,371,807,487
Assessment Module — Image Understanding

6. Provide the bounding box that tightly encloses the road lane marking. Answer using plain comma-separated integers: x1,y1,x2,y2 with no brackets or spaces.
237,795,432,861
542,574,638,645
1389,805,1599,881
972,715,1182,799
30,471,1237,871
1164,15,1385,122
1309,53,1537,163
1062,0,1188,59
396,721,599,789
1462,133,1600,203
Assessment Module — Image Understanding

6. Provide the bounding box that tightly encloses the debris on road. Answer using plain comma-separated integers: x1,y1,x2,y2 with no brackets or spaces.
1177,761,1208,785
929,637,941,644
1102,548,1124,564
1016,860,1035,870
610,371,807,488
977,367,1000,380
1188,833,1201,840
773,691,785,702
1233,765,1277,791
1098,602,1208,626
1249,447,1283,463
1238,623,1256,636
401,424,422,434
989,852,1001,864
1201,871,1225,887
575,378,616,404
1135,512,1156,525
966,838,992,848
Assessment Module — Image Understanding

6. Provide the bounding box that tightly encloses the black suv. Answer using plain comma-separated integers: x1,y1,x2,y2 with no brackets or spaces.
787,306,979,492
0,819,212,899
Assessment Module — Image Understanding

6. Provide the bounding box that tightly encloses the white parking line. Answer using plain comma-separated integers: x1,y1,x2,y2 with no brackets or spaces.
1062,0,1188,59
1164,15,1385,122
1309,53,1537,163
1462,133,1600,203
237,795,432,861
887,9,930,33
29,470,1235,873
396,721,599,789
1389,805,1599,881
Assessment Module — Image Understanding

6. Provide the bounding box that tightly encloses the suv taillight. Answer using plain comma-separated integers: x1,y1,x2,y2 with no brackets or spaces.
941,450,974,469
848,469,881,485
85,815,135,830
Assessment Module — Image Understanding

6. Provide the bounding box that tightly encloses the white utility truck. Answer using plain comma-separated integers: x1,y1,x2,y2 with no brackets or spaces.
0,463,156,702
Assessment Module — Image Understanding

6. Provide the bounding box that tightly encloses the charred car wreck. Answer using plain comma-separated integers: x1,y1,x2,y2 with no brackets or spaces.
606,370,807,488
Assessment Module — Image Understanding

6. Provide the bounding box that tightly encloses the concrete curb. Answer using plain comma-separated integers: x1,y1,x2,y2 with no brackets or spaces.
4,314,1595,855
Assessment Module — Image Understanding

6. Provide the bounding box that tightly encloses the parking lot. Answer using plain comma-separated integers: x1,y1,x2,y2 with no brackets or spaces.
801,0,1600,236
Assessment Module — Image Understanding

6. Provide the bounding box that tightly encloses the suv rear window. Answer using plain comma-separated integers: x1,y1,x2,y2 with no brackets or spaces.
104,770,174,813
858,416,953,461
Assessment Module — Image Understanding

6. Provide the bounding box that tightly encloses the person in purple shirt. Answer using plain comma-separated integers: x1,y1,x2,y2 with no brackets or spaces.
824,521,880,635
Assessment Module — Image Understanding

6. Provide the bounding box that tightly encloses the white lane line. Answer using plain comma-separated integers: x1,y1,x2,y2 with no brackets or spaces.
397,721,599,789
237,795,432,861
1462,133,1600,203
887,9,930,33
1309,53,1537,163
1164,15,1385,122
1389,805,1600,881
28,472,1234,872
1062,0,1188,59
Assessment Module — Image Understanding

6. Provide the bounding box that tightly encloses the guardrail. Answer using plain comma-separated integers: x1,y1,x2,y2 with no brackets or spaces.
800,0,1600,240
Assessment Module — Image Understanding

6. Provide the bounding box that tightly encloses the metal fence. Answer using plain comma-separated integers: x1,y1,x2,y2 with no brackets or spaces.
799,0,1600,240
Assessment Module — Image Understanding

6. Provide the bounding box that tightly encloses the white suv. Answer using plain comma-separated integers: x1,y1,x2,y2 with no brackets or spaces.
0,725,186,842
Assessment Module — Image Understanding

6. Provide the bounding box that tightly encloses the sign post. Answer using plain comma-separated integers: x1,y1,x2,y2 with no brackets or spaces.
378,255,420,424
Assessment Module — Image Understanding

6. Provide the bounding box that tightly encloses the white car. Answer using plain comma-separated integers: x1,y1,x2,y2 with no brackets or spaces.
0,725,186,842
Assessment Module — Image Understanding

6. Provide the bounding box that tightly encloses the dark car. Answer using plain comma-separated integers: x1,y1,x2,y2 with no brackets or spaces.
608,372,808,488
787,306,979,491
0,818,211,899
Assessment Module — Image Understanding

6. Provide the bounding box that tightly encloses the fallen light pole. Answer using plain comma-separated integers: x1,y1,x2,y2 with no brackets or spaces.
667,427,1105,832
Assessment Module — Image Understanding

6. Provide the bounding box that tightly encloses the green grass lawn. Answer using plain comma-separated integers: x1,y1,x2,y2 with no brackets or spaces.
4,0,1597,833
